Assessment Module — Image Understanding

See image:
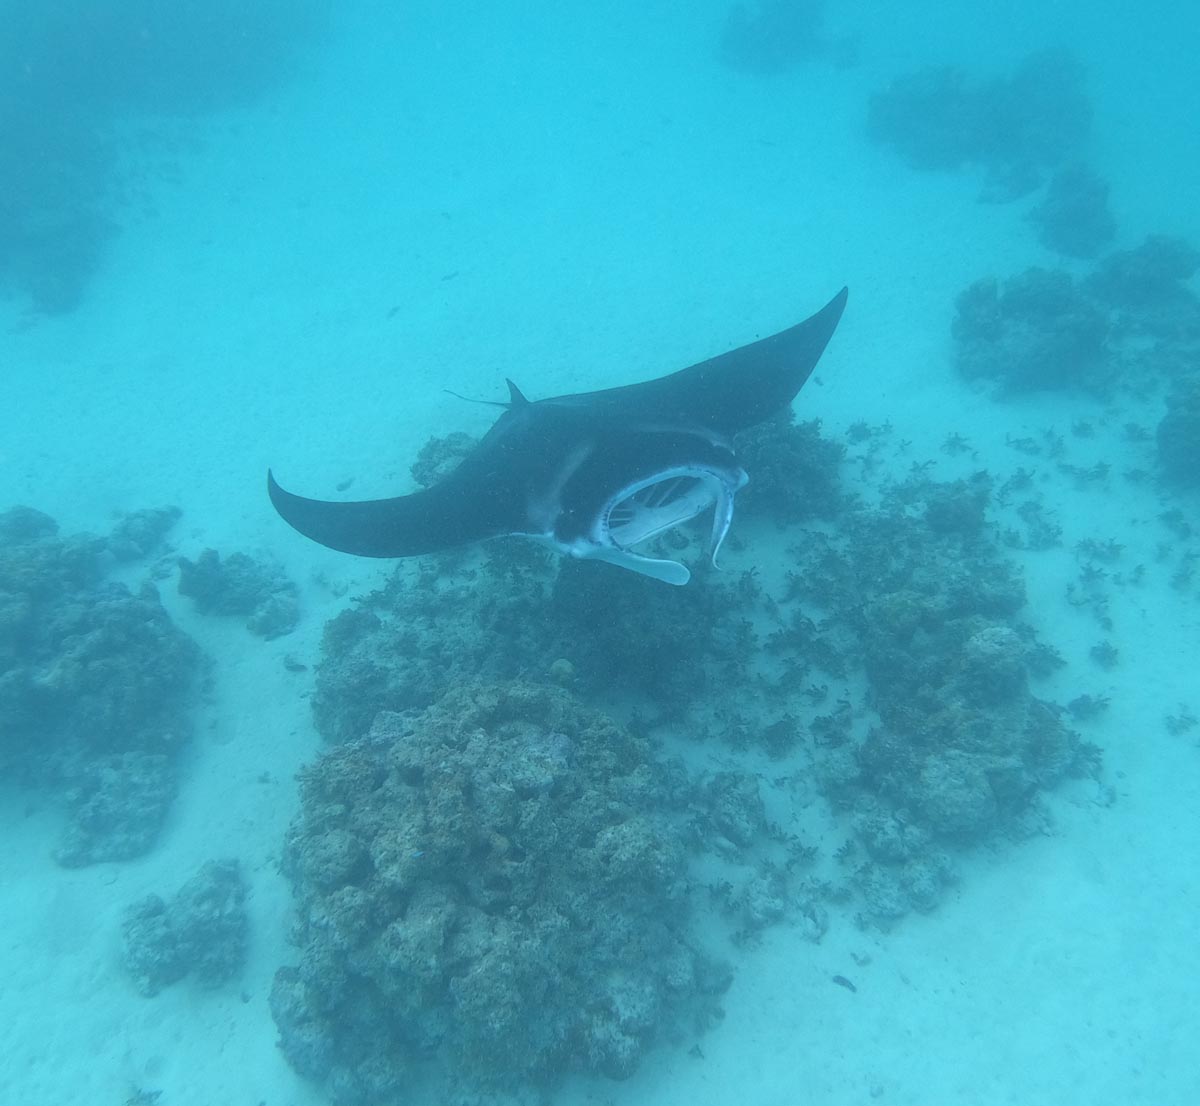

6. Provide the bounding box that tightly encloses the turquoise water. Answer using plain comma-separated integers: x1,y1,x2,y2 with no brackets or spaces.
2,3,1197,1103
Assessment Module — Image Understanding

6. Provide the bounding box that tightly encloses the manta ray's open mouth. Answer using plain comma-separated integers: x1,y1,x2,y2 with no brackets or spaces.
607,473,716,546
603,466,746,559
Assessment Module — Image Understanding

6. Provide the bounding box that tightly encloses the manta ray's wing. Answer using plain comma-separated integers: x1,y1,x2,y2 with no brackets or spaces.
267,470,492,558
550,286,848,435
266,409,537,560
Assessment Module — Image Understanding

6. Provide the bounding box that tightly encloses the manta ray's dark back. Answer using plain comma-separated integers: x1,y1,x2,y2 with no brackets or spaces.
550,286,848,436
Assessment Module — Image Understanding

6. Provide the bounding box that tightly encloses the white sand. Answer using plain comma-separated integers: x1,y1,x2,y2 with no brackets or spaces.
2,2,1197,1103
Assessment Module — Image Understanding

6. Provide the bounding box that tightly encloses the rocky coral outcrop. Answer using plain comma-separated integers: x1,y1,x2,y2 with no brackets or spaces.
272,683,728,1102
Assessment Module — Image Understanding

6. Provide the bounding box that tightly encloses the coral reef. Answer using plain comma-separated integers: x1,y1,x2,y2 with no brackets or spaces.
0,505,200,863
178,548,299,638
953,235,1200,395
0,1,326,311
734,412,847,524
1157,377,1200,486
309,553,559,744
57,750,181,867
783,474,1096,922
1029,164,1116,259
0,84,112,312
953,268,1110,393
311,539,763,743
548,559,757,712
1086,235,1200,324
108,506,182,563
122,859,248,996
272,683,727,1101
868,49,1091,200
305,424,1099,945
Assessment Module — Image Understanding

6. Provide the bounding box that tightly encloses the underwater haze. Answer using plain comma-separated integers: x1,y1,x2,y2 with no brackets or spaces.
2,1,1198,1104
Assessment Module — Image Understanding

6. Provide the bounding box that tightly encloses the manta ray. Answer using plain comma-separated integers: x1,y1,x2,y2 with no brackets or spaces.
268,287,847,585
